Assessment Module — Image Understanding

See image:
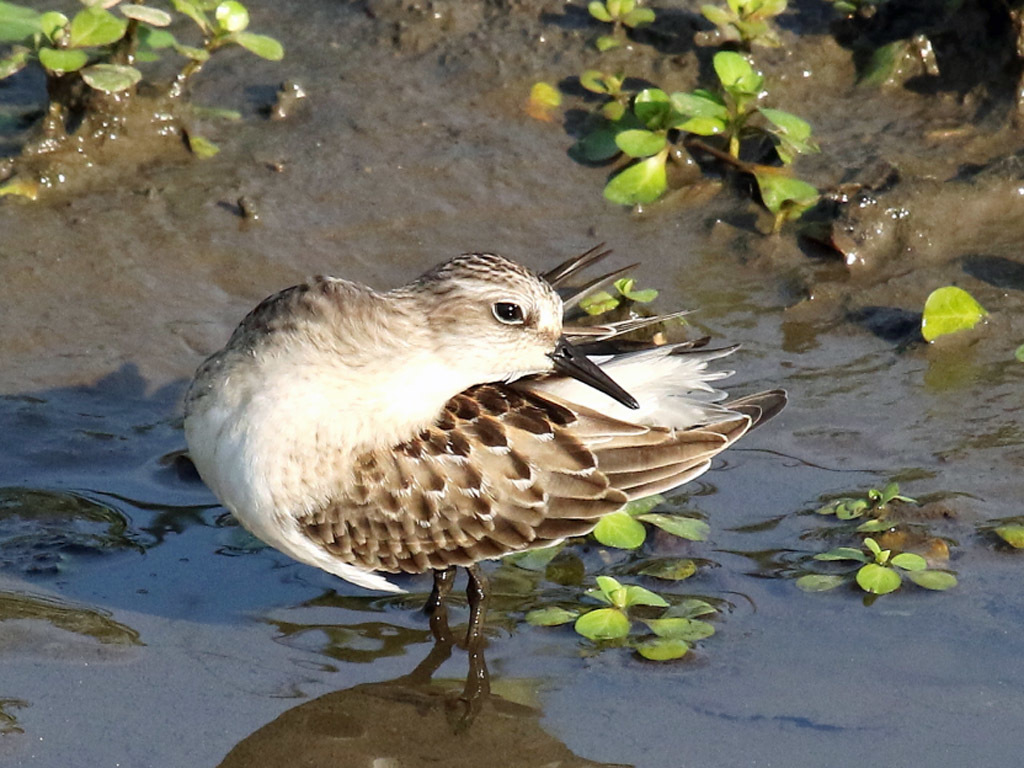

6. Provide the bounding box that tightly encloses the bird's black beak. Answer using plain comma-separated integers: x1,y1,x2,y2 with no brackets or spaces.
550,337,639,410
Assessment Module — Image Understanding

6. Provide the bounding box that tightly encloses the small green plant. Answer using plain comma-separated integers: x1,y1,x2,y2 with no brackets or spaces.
815,481,917,532
573,52,818,218
797,537,957,595
587,0,655,51
589,495,710,549
579,69,629,121
699,0,787,48
921,286,988,342
0,0,282,196
578,276,659,315
525,576,717,660
993,523,1024,549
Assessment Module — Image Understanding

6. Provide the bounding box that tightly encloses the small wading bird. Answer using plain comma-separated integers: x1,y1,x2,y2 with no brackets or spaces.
184,246,785,643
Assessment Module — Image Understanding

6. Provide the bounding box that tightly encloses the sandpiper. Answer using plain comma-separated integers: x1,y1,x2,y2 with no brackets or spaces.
184,246,785,640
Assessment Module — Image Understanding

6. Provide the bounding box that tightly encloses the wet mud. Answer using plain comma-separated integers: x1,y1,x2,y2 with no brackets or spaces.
3,1,1024,766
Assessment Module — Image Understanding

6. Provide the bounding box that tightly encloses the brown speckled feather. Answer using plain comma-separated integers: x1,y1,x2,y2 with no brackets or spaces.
299,384,785,574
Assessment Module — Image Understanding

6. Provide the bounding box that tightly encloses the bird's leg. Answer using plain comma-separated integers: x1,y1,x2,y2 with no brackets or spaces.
425,566,456,642
464,563,489,649
447,637,491,732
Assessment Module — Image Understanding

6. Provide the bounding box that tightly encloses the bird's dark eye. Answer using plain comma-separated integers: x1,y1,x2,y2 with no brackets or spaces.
492,301,525,325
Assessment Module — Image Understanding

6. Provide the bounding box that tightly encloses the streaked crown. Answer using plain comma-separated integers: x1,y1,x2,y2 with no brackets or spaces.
397,253,565,383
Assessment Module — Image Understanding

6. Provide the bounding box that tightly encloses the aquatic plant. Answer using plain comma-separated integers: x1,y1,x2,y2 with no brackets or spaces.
920,286,988,342
587,0,655,51
565,52,819,223
578,276,659,315
0,0,282,197
797,536,957,595
525,575,717,660
698,0,787,48
589,495,710,549
815,481,916,532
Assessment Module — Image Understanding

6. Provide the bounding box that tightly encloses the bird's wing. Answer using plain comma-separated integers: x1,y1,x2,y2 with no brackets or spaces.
298,384,779,575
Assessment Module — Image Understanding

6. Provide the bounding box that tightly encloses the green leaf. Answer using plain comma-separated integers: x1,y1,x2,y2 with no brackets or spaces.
0,1,41,43
39,11,68,42
995,525,1024,548
637,513,710,541
593,510,647,549
614,277,658,302
614,129,667,158
120,6,173,26
173,43,210,62
813,547,868,563
575,607,630,640
795,573,846,592
0,176,39,199
856,563,902,594
836,499,870,520
0,45,30,79
701,4,735,26
677,116,728,135
713,50,756,89
758,0,788,16
594,575,624,600
859,40,900,87
636,638,689,661
921,286,988,342
1014,344,1024,363
864,537,882,557
602,101,626,121
622,584,669,608
580,69,611,94
670,90,728,120
170,0,212,33
760,107,813,141
639,558,697,581
186,133,220,158
588,1,613,22
665,598,717,618
643,617,714,640
215,0,249,32
756,174,819,215
527,81,561,121
80,63,141,93
595,34,620,51
571,125,622,163
906,570,957,590
622,494,664,516
891,552,927,571
69,6,127,48
38,47,89,74
525,606,579,626
506,543,563,571
856,519,891,533
879,482,900,504
604,149,668,205
633,88,670,128
232,32,284,60
622,7,655,26
579,290,620,316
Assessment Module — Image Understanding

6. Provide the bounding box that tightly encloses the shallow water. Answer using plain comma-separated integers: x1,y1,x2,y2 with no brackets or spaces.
3,2,1024,766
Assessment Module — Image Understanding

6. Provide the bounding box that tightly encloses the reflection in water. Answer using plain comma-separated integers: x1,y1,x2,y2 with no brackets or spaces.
0,590,142,646
0,487,145,575
0,697,28,735
219,612,630,768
